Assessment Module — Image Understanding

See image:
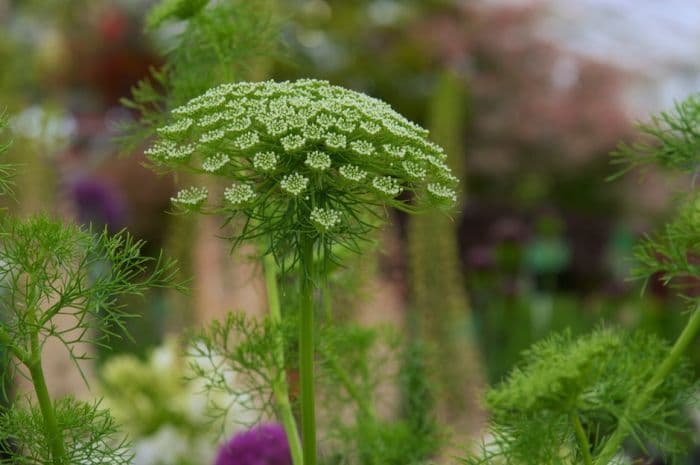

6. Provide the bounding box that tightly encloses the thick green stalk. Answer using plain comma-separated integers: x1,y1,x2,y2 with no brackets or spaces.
299,240,316,465
263,255,304,465
28,335,67,465
594,303,700,465
571,412,593,465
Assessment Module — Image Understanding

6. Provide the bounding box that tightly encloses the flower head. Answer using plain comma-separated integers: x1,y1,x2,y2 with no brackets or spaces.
214,423,292,465
147,79,458,257
224,184,256,206
171,186,207,208
280,173,309,196
253,151,278,172
310,207,341,232
305,151,331,171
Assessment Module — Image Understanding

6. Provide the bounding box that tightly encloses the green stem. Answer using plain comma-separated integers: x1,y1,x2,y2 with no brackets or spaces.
571,412,593,465
594,303,700,465
263,255,304,465
0,326,28,363
28,336,67,465
299,240,316,465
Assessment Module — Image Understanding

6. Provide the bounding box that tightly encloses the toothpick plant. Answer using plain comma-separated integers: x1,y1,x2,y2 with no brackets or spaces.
146,78,458,465
463,94,700,465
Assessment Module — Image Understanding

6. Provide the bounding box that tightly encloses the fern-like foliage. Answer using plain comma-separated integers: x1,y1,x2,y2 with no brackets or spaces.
0,398,131,465
0,214,183,463
611,94,700,174
611,94,700,296
187,312,288,436
0,215,181,376
633,193,700,294
463,329,695,465
462,92,700,465
190,310,441,464
0,111,15,199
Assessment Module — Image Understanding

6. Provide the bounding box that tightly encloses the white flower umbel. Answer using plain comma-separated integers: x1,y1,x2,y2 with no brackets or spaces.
281,134,306,152
350,140,375,156
305,151,331,171
157,118,192,135
234,131,259,150
427,182,457,203
324,131,346,149
360,120,381,134
224,183,256,206
310,207,341,232
171,187,208,206
402,160,426,180
372,176,402,197
383,144,405,159
148,79,458,251
226,116,252,132
280,173,309,196
200,128,225,144
199,112,226,128
202,153,229,172
253,151,278,172
339,164,367,182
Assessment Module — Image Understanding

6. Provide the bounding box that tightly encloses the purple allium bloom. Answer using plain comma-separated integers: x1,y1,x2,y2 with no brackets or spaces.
215,423,292,465
70,177,127,231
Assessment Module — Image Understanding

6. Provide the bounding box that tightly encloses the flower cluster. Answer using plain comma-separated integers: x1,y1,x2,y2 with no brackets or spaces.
215,423,292,465
147,79,458,254
171,186,207,206
224,184,256,206
310,207,341,232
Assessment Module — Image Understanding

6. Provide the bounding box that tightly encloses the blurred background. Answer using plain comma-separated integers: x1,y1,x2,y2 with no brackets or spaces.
2,0,700,463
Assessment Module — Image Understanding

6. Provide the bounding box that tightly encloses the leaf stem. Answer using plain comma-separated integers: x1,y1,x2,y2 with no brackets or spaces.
594,303,700,465
571,412,593,465
263,255,304,465
28,335,67,465
299,239,316,465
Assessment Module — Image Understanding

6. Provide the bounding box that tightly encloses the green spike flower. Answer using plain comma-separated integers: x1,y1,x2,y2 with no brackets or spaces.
147,79,458,257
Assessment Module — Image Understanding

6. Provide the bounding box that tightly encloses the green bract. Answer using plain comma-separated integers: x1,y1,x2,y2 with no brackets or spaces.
147,79,458,257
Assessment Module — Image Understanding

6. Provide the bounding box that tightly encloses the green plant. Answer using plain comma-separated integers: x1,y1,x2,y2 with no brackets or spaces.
0,115,182,465
0,112,14,200
462,95,700,465
0,215,182,464
146,78,457,465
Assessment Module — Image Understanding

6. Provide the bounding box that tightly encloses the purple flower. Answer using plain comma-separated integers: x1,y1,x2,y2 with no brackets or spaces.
70,177,127,231
214,423,292,465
